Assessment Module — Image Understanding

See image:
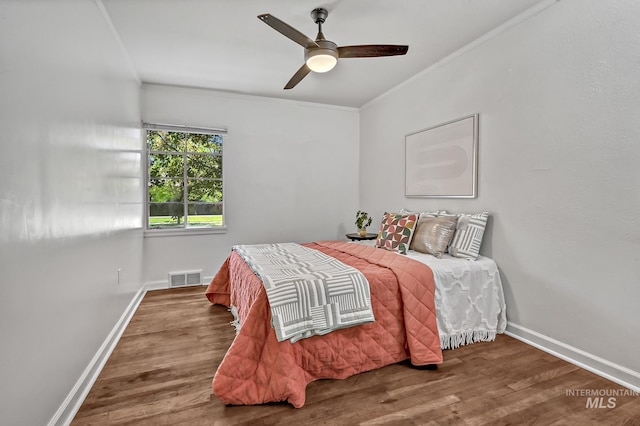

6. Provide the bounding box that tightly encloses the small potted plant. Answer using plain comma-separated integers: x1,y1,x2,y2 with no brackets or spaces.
355,210,373,237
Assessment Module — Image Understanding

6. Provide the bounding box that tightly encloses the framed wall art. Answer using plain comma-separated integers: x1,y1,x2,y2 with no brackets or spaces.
405,114,478,198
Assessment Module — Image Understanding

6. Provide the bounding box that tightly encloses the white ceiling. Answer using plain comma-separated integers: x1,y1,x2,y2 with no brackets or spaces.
102,0,543,108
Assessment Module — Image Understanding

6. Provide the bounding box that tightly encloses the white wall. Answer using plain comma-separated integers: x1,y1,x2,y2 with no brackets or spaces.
142,84,360,286
0,1,143,425
360,0,640,387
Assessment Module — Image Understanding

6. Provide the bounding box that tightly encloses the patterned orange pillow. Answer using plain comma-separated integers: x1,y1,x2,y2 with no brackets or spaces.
375,212,418,254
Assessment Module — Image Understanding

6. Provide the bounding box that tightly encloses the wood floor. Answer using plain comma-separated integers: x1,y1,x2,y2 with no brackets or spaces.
72,286,640,425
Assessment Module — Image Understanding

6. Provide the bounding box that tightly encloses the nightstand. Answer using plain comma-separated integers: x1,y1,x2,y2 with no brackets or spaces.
345,233,377,241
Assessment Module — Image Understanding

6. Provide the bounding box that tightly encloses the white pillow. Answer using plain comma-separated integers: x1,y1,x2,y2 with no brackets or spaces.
398,208,446,219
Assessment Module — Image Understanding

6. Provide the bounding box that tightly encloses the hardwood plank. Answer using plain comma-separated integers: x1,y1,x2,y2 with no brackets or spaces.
507,363,581,391
72,286,640,425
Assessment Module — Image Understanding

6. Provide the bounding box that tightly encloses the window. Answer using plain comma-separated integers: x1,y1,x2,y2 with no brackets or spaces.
144,123,226,232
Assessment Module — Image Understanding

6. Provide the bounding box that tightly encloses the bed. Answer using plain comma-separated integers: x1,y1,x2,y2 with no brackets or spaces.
205,237,506,408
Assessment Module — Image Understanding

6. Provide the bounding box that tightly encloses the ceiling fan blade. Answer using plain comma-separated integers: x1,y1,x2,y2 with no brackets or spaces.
338,45,409,58
284,64,311,90
258,14,319,49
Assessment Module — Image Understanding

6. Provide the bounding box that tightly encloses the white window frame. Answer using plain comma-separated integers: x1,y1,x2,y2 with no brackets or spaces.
143,122,227,237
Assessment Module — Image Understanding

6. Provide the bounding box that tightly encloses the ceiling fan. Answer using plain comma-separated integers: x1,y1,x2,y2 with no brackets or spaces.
258,8,409,90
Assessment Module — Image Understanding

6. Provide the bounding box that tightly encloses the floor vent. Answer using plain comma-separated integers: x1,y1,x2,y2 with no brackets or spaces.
168,270,202,288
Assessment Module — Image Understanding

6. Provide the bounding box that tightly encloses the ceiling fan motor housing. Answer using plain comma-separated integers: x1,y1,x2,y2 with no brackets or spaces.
305,39,338,73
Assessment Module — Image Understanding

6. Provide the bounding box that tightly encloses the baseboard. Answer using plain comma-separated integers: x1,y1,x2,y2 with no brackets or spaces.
48,286,147,426
506,322,640,392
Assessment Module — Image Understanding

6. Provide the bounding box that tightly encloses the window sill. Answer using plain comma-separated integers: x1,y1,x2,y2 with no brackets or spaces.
144,226,227,238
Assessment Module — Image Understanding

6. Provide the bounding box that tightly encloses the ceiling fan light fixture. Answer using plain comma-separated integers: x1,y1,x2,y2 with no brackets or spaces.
305,48,338,73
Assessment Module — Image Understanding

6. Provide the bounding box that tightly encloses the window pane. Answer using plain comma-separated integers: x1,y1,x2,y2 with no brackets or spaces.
148,203,185,228
147,130,186,152
148,178,183,202
187,203,223,227
187,154,222,178
149,153,184,178
186,133,222,154
145,128,225,231
187,179,222,202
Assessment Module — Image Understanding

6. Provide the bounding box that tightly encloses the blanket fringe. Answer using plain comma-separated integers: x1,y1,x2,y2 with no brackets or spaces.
229,305,241,334
440,330,498,350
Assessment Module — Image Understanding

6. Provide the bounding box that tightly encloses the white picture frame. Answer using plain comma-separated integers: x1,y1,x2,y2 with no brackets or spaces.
405,114,478,198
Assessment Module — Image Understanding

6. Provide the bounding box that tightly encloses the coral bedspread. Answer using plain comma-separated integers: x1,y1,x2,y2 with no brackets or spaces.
205,240,442,407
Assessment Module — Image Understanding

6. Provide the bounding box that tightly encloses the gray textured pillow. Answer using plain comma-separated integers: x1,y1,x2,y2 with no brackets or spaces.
448,212,489,260
409,216,458,258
